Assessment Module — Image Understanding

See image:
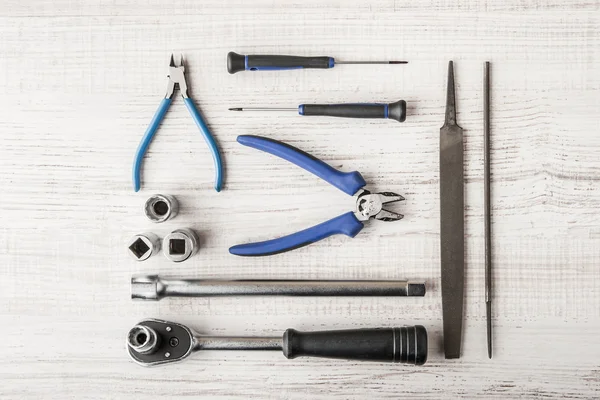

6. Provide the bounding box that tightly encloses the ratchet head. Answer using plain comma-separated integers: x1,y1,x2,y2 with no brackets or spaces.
165,53,189,99
354,189,405,222
127,319,195,366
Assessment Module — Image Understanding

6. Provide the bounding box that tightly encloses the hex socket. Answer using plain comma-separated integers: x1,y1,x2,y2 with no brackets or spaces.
144,194,179,223
127,325,160,354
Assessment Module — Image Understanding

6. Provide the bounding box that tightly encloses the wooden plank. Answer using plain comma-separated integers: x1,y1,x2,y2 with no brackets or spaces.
0,0,599,398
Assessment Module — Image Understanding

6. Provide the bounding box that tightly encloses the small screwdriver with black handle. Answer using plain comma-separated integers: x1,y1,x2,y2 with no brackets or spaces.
230,100,406,123
227,52,407,74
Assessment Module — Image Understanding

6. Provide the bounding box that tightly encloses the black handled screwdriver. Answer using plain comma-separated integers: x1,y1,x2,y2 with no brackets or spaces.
227,52,407,74
230,100,406,123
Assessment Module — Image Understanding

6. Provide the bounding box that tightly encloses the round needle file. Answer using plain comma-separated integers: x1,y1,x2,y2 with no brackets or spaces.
484,61,493,359
229,100,406,122
227,52,407,74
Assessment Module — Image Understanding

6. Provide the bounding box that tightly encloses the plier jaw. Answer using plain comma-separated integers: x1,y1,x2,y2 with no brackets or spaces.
354,189,405,222
165,54,189,99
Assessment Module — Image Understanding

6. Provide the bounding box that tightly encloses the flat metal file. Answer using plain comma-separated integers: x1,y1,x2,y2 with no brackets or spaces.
440,61,465,359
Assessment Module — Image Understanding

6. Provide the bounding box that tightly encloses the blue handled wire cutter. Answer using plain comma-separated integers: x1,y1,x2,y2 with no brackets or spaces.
229,135,404,256
132,54,223,192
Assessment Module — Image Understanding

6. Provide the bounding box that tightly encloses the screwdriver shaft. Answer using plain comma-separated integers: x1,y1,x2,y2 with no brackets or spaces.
336,61,408,64
229,107,295,112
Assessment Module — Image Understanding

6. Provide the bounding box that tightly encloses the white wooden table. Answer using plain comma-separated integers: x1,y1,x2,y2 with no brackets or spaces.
1,1,599,398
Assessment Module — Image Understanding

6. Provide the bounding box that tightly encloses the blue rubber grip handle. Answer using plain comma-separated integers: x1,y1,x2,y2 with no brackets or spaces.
132,98,171,192
229,212,364,256
237,135,365,196
184,98,223,192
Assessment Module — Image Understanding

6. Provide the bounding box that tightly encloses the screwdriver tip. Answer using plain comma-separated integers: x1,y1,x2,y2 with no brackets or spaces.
229,108,243,111
389,61,408,64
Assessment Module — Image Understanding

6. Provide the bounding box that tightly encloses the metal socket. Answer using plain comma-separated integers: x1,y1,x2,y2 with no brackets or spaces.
128,233,161,261
127,325,160,355
144,194,179,223
162,228,199,262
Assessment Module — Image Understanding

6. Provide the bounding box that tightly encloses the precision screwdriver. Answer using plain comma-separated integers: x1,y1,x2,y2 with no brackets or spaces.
230,100,406,122
227,52,407,74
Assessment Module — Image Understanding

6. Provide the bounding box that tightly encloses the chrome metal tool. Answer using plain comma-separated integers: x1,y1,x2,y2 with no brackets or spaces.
127,319,428,366
127,233,160,261
144,194,178,223
162,228,199,262
131,275,426,301
440,61,465,359
484,61,493,359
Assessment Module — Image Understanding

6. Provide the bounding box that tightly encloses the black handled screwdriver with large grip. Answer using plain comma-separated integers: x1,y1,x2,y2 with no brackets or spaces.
230,100,406,122
127,319,428,367
227,52,407,74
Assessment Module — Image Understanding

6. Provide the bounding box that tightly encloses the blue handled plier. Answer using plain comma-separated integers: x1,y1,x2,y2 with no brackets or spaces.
132,54,223,192
229,135,404,256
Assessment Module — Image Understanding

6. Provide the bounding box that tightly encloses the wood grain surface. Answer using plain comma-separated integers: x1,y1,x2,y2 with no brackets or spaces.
1,0,599,398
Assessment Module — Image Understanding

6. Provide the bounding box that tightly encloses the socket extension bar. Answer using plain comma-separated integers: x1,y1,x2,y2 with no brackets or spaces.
131,275,426,301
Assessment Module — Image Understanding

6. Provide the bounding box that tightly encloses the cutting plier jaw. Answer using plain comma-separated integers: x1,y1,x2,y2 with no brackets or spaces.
354,189,405,222
165,53,189,99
